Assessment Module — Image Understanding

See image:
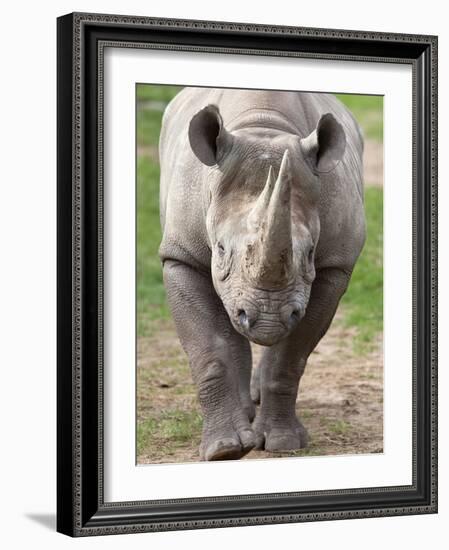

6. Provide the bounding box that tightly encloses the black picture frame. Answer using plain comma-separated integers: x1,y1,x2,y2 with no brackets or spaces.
57,12,438,537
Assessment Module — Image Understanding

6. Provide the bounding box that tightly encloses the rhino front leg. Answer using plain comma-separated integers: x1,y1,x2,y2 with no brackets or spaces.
235,340,256,422
253,268,350,452
163,260,255,460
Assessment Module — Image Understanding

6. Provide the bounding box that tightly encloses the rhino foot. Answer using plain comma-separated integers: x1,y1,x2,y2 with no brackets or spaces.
253,416,308,452
200,426,255,461
199,404,256,461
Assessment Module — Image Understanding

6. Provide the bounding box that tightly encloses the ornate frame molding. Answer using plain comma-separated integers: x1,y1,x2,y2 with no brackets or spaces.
57,12,437,536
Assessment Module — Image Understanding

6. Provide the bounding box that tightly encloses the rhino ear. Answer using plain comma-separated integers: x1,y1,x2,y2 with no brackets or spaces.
188,105,233,166
300,113,346,174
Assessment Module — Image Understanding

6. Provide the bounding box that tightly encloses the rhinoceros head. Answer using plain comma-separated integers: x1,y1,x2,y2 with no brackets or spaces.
188,104,346,346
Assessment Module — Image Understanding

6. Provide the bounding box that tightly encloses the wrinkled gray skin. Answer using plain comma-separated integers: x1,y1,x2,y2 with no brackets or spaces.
159,88,365,461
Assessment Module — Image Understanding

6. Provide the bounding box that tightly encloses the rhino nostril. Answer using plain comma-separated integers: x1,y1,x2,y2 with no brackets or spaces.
238,309,250,331
288,308,301,329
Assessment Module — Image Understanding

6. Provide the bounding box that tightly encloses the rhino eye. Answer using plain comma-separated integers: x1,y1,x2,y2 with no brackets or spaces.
217,242,225,256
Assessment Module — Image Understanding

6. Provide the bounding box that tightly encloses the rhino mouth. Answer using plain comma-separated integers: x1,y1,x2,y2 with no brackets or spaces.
239,323,290,346
230,303,305,346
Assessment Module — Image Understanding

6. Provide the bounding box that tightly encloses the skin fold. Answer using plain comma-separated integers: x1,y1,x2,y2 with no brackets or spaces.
158,88,366,460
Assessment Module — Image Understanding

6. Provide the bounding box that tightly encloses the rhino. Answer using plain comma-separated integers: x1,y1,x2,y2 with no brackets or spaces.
158,87,365,461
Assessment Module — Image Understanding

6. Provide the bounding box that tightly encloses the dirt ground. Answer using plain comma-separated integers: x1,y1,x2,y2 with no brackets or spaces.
137,312,383,464
364,140,383,187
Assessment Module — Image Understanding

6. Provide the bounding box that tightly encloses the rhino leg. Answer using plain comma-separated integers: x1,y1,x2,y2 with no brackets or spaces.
253,268,350,452
250,364,261,405
235,341,256,422
163,260,256,460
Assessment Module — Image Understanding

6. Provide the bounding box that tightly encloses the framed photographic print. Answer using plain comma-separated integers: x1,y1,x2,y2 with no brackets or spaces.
57,12,438,536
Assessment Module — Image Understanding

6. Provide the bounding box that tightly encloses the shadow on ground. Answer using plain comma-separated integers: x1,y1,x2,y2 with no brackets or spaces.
25,513,56,531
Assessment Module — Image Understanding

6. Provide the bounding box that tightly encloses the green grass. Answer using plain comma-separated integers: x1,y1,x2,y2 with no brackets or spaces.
137,156,170,335
136,417,158,455
137,84,182,147
336,94,383,141
137,109,165,148
327,419,352,436
137,409,203,456
340,187,383,352
137,84,183,103
136,85,383,349
135,85,183,335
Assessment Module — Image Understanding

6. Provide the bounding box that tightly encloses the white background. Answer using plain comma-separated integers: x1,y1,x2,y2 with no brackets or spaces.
0,1,445,548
